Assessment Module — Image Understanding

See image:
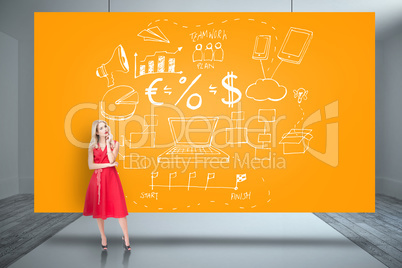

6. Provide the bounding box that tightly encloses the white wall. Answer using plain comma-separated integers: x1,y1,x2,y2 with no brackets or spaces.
0,0,401,199
375,23,402,199
0,0,108,194
111,0,289,11
0,31,19,199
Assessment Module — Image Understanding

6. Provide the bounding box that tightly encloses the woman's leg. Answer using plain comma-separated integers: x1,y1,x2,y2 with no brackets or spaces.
97,218,107,247
118,217,130,248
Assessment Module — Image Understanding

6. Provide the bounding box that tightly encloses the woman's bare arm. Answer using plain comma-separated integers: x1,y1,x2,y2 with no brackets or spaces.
106,140,116,164
88,148,116,170
112,141,119,163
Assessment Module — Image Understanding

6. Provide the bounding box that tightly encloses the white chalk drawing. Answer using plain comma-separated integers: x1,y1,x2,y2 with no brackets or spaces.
278,27,313,64
214,42,224,62
129,115,158,148
157,117,229,163
292,88,307,128
134,47,182,78
137,26,170,43
254,133,272,160
236,174,247,183
279,129,313,154
204,173,215,190
145,78,164,105
150,172,246,191
96,44,129,87
192,42,225,63
186,93,202,110
264,27,314,79
252,35,271,78
226,111,248,144
122,17,284,210
252,109,276,160
175,74,202,106
96,18,315,210
164,85,172,95
221,72,242,108
252,35,271,60
192,44,203,62
245,78,287,102
100,85,139,121
209,84,217,95
293,88,308,103
140,47,182,63
169,172,177,191
204,43,214,61
188,171,196,190
151,172,158,190
270,27,313,79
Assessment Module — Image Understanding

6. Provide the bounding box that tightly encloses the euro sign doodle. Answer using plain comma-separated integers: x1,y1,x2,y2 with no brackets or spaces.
145,78,164,105
221,72,242,108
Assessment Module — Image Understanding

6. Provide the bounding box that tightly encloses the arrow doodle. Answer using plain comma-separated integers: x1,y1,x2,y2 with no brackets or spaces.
164,85,172,95
209,84,217,95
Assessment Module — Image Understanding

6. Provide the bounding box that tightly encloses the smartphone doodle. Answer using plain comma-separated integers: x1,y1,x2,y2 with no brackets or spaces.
252,35,271,60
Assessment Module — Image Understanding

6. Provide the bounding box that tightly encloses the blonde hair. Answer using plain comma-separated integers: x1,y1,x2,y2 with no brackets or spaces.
88,120,115,151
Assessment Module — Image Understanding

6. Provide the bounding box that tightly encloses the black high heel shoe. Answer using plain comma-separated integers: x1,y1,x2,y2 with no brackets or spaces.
122,236,131,251
101,237,107,250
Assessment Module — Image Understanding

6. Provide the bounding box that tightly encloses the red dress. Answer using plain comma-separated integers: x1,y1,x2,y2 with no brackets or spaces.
83,141,128,219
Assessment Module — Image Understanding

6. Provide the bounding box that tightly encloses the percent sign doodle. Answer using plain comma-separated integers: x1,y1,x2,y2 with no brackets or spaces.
175,74,202,110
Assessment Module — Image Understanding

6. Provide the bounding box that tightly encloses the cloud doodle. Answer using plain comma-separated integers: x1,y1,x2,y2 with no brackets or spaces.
245,78,287,102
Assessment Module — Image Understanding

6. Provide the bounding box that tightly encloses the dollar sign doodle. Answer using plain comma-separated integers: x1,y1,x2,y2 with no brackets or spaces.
221,72,242,108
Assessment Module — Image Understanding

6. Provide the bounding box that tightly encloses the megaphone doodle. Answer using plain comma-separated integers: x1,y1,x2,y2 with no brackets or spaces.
96,44,129,87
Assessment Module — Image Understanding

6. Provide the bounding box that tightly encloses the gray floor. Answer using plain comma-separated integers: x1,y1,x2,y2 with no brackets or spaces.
314,194,402,268
0,194,81,267
9,212,387,268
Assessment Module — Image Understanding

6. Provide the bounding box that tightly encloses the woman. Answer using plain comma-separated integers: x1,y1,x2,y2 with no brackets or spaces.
83,120,131,251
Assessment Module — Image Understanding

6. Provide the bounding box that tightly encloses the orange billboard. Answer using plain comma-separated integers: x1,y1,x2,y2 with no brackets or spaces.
35,12,375,212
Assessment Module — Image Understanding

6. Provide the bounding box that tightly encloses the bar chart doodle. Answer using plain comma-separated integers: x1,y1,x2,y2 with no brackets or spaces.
134,47,183,78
